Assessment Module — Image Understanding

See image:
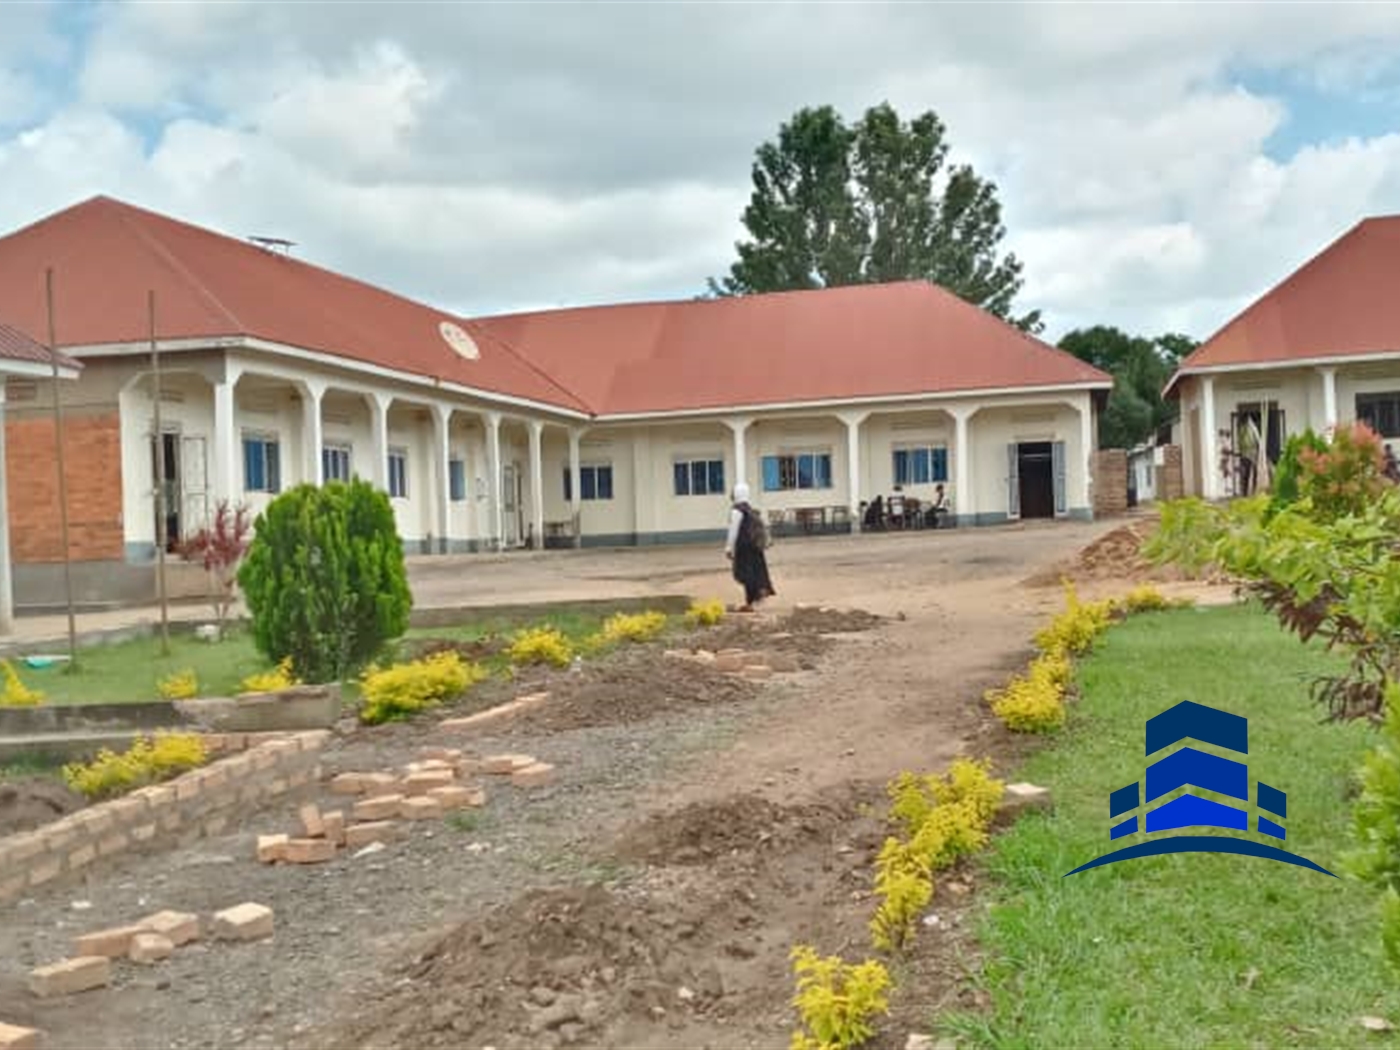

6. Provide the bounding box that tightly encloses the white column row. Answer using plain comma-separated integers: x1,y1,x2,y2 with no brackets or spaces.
210,367,577,552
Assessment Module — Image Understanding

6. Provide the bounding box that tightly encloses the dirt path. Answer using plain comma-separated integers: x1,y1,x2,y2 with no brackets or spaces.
0,518,1196,1050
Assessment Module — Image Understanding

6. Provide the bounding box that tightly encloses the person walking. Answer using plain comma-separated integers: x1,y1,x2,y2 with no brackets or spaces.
725,482,775,613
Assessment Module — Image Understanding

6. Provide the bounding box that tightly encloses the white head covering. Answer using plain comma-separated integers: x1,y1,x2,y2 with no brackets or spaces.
733,482,751,503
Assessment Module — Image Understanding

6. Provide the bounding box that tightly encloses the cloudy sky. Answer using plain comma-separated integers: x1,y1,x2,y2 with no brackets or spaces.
2,0,1400,344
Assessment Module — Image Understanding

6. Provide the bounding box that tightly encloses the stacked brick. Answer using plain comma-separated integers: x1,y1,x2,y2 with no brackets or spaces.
0,731,329,905
1091,449,1129,517
1157,444,1185,501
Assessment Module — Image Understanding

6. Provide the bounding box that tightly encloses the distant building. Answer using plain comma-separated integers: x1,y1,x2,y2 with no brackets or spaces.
0,196,1112,608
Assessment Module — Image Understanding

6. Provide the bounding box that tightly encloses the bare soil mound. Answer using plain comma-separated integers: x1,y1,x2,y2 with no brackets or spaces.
612,793,856,867
0,777,85,835
1023,517,1203,588
508,647,761,733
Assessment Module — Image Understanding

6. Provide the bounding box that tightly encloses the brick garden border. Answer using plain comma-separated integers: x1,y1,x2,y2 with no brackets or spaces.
0,731,329,905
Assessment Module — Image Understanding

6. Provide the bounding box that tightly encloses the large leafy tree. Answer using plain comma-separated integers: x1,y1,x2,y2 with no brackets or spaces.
708,102,1042,333
1057,325,1198,449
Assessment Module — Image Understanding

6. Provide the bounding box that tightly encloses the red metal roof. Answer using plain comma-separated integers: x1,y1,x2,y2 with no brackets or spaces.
0,196,1110,417
1168,216,1400,395
0,197,587,413
0,322,80,372
471,282,1111,415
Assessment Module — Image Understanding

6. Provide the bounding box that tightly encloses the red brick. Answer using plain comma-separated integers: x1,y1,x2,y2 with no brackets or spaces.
27,956,111,998
403,770,455,795
6,411,123,564
321,811,346,846
72,923,149,959
137,910,200,947
0,1021,42,1049
128,933,174,965
27,857,60,888
427,785,481,811
417,746,463,763
329,773,366,796
511,762,557,787
211,903,274,941
282,838,336,864
66,844,96,871
351,795,404,821
482,754,536,775
298,804,324,837
398,797,442,821
256,834,288,864
344,821,399,848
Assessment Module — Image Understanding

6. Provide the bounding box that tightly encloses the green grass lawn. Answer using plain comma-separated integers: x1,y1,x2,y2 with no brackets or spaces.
8,604,653,705
946,603,1400,1049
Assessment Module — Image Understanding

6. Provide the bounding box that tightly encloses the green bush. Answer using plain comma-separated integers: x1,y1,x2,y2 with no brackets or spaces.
1266,429,1329,520
238,479,412,684
1345,684,1400,972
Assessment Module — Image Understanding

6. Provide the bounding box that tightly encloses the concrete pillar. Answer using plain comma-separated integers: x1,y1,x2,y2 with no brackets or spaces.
431,404,451,554
952,406,974,525
840,410,869,531
485,411,503,551
1201,376,1219,501
726,416,752,492
367,392,390,491
0,388,12,635
568,427,582,549
1080,394,1095,514
301,380,325,486
528,419,545,550
212,365,241,505
1320,366,1338,431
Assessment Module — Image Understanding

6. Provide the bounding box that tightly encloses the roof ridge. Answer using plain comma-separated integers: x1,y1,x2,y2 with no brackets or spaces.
1175,215,1372,374
470,278,933,324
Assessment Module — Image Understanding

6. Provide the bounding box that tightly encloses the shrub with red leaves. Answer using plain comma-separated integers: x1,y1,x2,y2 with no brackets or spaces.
176,500,253,631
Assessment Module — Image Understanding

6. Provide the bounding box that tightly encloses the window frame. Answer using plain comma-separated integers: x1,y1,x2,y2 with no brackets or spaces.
891,443,950,487
1357,392,1400,439
322,442,353,484
563,462,615,502
673,456,726,497
387,446,409,500
242,431,282,494
760,449,834,492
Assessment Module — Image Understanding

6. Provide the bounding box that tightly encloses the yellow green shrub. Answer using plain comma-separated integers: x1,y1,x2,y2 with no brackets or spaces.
1034,579,1114,657
240,656,300,694
359,651,486,725
685,598,726,627
507,626,574,668
870,862,932,952
910,798,991,868
62,731,209,801
158,668,200,700
987,668,1067,733
930,756,1006,827
599,611,669,644
789,945,891,1050
0,660,44,706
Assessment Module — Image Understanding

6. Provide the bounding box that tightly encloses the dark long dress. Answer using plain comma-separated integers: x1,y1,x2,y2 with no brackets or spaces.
732,502,775,606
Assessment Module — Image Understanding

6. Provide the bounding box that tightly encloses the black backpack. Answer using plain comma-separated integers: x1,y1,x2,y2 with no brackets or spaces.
740,505,771,550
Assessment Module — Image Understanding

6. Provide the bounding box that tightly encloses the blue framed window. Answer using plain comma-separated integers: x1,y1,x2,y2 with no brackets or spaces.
388,448,408,499
892,445,949,486
242,434,281,494
563,463,613,501
449,459,467,502
673,458,726,496
761,452,833,492
322,444,352,484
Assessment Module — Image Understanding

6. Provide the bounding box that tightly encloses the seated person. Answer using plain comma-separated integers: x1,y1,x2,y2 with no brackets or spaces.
863,494,884,529
888,486,906,527
926,483,949,528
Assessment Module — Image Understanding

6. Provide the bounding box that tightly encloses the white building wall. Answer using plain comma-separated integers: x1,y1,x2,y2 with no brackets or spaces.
970,401,1090,519
747,417,848,512
864,411,955,504
1336,363,1400,436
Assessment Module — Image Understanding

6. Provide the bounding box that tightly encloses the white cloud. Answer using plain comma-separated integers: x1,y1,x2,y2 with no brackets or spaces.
3,0,1400,346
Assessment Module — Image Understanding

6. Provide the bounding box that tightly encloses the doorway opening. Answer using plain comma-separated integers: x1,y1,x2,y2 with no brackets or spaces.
150,430,182,552
1016,442,1056,519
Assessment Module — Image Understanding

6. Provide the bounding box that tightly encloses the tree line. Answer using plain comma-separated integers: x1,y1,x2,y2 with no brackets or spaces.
707,101,1198,450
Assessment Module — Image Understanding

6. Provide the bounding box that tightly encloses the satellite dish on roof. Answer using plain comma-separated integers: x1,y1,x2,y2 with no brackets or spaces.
439,321,480,361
